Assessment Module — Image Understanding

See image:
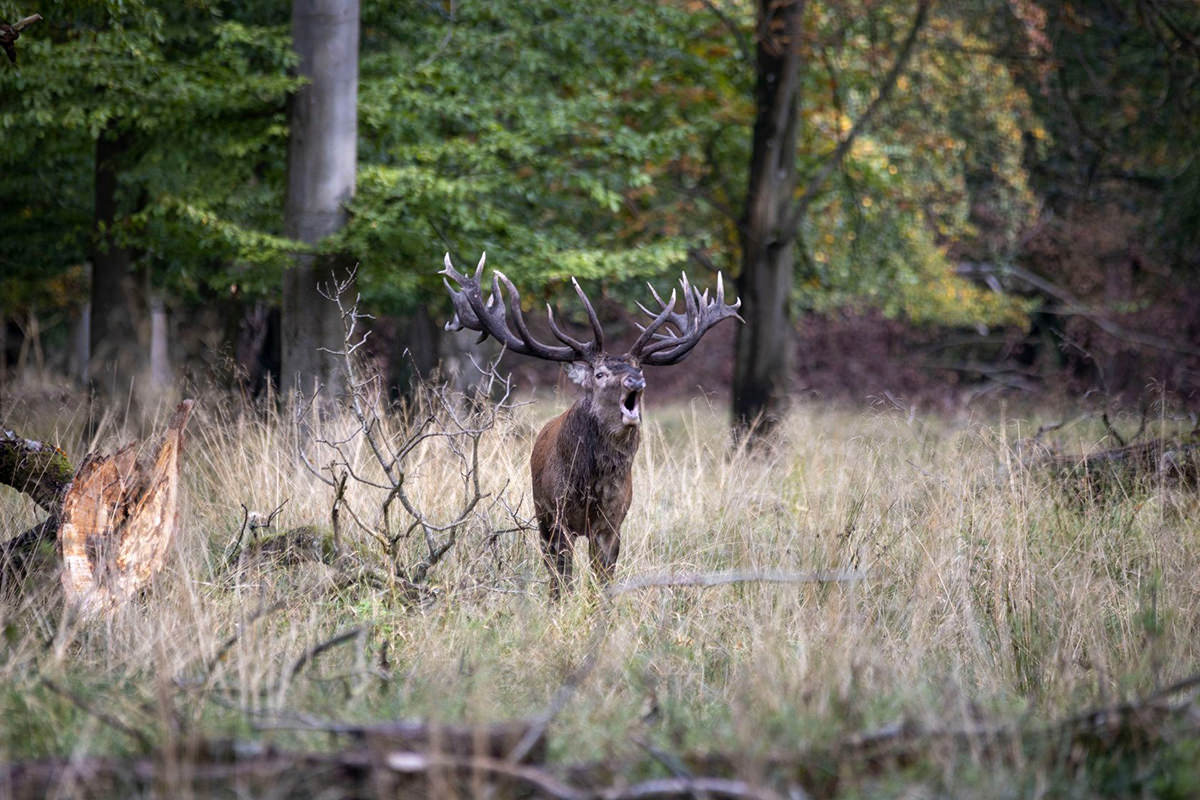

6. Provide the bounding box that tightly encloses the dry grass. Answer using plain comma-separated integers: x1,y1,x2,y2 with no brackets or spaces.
1,384,1199,795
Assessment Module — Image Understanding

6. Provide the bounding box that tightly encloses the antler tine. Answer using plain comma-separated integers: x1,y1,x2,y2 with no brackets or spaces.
571,277,605,354
546,304,594,357
494,271,539,352
440,253,578,361
647,281,671,311
441,251,464,281
680,271,699,324
441,251,482,332
643,281,689,333
633,271,743,366
628,288,677,356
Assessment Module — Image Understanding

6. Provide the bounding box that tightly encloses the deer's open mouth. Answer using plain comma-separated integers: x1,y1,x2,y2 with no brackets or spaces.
621,388,642,426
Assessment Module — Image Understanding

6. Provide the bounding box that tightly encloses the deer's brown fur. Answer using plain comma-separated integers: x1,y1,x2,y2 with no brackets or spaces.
440,253,740,596
531,358,642,597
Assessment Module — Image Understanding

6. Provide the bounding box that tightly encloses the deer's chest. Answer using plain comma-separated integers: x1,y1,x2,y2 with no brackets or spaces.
561,440,636,533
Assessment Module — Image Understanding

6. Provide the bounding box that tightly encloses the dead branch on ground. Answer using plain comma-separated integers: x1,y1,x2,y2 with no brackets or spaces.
6,672,1196,799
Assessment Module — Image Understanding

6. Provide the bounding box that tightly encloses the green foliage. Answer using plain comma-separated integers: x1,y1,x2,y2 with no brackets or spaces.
0,0,299,314
783,1,1039,326
5,0,1182,344
345,0,716,311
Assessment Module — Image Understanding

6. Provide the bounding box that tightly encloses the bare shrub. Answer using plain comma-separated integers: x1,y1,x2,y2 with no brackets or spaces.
291,271,528,597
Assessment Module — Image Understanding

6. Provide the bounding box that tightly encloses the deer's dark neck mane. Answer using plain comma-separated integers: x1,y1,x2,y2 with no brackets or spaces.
559,399,640,494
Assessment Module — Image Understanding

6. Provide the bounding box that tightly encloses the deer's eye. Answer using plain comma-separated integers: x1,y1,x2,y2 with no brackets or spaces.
594,371,605,380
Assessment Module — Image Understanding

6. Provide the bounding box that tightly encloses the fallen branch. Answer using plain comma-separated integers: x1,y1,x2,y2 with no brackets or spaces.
1029,436,1200,487
287,626,364,681
606,776,788,800
40,678,154,752
956,261,1200,358
4,674,1198,799
607,569,865,597
0,428,74,514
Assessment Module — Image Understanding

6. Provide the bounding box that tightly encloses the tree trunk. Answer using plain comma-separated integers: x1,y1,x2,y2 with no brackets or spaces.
71,302,90,386
148,292,171,399
1,402,194,613
732,0,805,436
90,124,143,398
386,306,438,406
281,0,359,397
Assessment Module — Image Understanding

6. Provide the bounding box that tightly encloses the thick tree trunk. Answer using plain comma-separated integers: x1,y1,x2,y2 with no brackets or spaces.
732,0,805,436
281,0,359,397
89,125,143,398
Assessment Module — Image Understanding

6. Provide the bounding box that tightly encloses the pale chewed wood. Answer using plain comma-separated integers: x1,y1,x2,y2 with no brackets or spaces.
58,400,193,613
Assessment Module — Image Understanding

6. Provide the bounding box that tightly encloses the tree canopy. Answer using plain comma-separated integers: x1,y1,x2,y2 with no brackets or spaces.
1,0,1195,403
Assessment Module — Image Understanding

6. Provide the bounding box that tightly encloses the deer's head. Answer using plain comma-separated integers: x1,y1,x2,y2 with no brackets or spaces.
566,356,646,431
440,253,742,430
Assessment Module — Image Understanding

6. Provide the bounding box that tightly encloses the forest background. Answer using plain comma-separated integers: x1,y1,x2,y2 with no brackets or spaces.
1,0,1197,419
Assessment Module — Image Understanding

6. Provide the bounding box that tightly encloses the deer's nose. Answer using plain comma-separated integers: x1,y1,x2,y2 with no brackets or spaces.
624,375,645,391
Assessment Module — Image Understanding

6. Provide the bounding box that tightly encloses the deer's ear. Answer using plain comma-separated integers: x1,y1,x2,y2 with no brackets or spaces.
566,362,590,386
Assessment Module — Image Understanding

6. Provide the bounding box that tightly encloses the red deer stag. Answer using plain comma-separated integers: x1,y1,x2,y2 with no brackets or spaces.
441,253,741,597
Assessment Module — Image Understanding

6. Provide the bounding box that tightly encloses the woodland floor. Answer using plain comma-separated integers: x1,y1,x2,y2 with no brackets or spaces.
0,379,1198,798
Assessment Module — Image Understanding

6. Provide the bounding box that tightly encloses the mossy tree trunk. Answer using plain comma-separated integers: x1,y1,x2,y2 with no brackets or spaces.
0,430,75,515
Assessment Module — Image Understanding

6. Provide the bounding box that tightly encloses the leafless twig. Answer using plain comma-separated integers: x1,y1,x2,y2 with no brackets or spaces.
300,268,521,595
287,627,365,681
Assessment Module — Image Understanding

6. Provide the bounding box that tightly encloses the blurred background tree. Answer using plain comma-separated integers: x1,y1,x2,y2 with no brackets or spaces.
0,0,1196,420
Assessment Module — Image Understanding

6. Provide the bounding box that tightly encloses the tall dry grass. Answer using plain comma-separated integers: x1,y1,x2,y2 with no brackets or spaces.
1,383,1198,793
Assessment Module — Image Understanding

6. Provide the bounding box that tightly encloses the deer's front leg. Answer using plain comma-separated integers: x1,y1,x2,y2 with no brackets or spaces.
538,513,574,600
588,529,621,586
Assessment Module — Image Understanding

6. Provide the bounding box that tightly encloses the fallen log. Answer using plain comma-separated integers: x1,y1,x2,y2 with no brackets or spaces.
4,676,1197,800
0,428,74,514
0,720,551,800
1021,434,1200,493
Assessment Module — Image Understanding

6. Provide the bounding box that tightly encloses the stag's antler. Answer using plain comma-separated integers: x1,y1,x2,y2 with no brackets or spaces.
440,252,604,362
628,272,742,366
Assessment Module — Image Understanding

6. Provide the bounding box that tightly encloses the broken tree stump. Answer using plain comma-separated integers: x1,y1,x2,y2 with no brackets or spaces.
1,400,194,612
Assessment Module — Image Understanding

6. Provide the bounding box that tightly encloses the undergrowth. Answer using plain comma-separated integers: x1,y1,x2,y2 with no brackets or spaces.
1,384,1198,796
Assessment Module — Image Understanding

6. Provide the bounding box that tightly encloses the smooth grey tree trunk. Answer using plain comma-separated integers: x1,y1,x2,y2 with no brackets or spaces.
282,0,359,397
732,0,805,436
149,293,170,397
71,303,90,386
